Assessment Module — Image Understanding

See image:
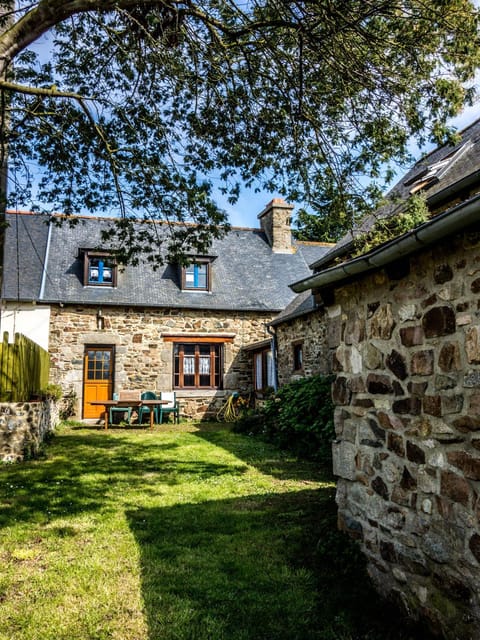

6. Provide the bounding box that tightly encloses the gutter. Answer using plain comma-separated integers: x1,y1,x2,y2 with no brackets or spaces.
291,193,480,294
39,215,53,300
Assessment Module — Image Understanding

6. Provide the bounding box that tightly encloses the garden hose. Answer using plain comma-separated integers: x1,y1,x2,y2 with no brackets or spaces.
216,392,240,422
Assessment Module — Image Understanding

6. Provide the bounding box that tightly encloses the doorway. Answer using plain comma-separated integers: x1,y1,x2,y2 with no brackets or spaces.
83,346,114,418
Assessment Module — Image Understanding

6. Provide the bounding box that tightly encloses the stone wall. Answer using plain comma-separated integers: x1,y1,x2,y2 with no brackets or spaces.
0,400,58,462
275,309,329,386
48,305,275,420
329,227,480,638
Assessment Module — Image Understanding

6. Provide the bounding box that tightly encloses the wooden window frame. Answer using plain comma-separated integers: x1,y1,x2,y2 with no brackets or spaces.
83,251,117,287
84,344,115,382
173,342,223,390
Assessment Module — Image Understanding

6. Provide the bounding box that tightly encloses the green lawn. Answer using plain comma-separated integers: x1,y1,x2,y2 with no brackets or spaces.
0,423,424,640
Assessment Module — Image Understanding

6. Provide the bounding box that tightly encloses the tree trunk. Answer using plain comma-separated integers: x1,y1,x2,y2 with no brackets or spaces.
0,1,14,292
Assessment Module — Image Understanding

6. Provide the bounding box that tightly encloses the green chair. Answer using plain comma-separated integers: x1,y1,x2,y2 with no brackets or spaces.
158,391,180,424
109,392,133,425
137,391,159,424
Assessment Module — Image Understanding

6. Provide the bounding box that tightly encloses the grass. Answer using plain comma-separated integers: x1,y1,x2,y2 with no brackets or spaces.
0,422,427,640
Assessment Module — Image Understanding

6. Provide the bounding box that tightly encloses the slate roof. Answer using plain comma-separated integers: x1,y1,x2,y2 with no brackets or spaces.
270,289,316,326
2,212,50,301
2,212,332,312
311,117,480,271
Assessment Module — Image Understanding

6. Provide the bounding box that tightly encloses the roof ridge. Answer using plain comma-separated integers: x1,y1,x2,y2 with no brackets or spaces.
296,240,336,247
5,209,48,215
5,210,261,233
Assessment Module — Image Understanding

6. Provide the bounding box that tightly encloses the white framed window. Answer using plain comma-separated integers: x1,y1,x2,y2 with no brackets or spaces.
181,260,211,291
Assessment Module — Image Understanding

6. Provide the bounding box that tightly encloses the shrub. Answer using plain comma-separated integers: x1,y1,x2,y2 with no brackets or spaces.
351,193,430,258
60,388,77,420
39,383,63,401
235,375,335,463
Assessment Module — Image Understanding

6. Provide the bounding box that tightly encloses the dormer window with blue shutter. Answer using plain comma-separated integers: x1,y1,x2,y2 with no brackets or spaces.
182,259,211,291
83,251,117,287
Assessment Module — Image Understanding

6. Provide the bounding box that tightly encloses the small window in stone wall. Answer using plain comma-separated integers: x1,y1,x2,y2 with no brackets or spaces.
254,348,274,392
293,341,303,371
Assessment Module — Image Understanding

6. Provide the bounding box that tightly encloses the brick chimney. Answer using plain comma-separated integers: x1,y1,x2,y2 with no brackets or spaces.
258,198,294,253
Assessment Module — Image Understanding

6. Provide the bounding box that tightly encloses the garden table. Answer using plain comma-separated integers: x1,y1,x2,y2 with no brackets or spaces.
90,399,165,430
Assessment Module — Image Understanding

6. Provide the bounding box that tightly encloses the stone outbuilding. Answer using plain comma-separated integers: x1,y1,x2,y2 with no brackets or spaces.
269,289,330,388
290,117,480,638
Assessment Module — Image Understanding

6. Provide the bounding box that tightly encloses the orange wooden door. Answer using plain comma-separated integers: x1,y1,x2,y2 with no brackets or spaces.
83,346,114,418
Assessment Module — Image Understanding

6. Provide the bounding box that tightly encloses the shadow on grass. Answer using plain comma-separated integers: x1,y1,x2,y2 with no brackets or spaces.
127,488,428,640
127,488,326,640
0,428,248,529
1,425,433,640
190,421,333,484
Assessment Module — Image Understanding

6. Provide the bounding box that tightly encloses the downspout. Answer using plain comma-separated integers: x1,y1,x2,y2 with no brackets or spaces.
266,324,278,392
39,215,53,300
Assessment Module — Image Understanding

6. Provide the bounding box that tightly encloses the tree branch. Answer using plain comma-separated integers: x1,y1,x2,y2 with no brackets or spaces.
0,77,126,217
0,0,303,75
0,78,93,100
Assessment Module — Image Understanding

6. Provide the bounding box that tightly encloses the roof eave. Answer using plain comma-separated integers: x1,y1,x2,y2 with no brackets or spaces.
242,338,272,352
290,193,480,294
5,297,285,314
269,306,315,327
308,168,480,273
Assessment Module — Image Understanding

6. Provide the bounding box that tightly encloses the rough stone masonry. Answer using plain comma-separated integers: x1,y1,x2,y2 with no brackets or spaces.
329,227,480,638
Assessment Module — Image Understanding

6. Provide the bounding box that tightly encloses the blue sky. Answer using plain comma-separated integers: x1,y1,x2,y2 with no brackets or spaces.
221,102,480,229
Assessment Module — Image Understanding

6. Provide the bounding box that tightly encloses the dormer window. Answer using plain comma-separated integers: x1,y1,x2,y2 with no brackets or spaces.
83,251,117,287
404,141,473,195
182,260,211,291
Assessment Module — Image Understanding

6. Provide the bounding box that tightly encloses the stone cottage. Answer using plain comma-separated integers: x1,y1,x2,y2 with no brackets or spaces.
288,117,480,638
0,198,331,421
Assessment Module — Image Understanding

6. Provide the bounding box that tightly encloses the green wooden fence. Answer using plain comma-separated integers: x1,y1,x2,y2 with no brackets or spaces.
0,332,50,402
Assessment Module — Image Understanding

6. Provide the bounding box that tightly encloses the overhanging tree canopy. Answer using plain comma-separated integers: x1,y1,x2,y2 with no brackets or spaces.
0,0,479,261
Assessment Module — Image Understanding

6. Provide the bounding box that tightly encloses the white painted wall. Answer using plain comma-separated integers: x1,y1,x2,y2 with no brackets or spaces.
0,304,51,351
